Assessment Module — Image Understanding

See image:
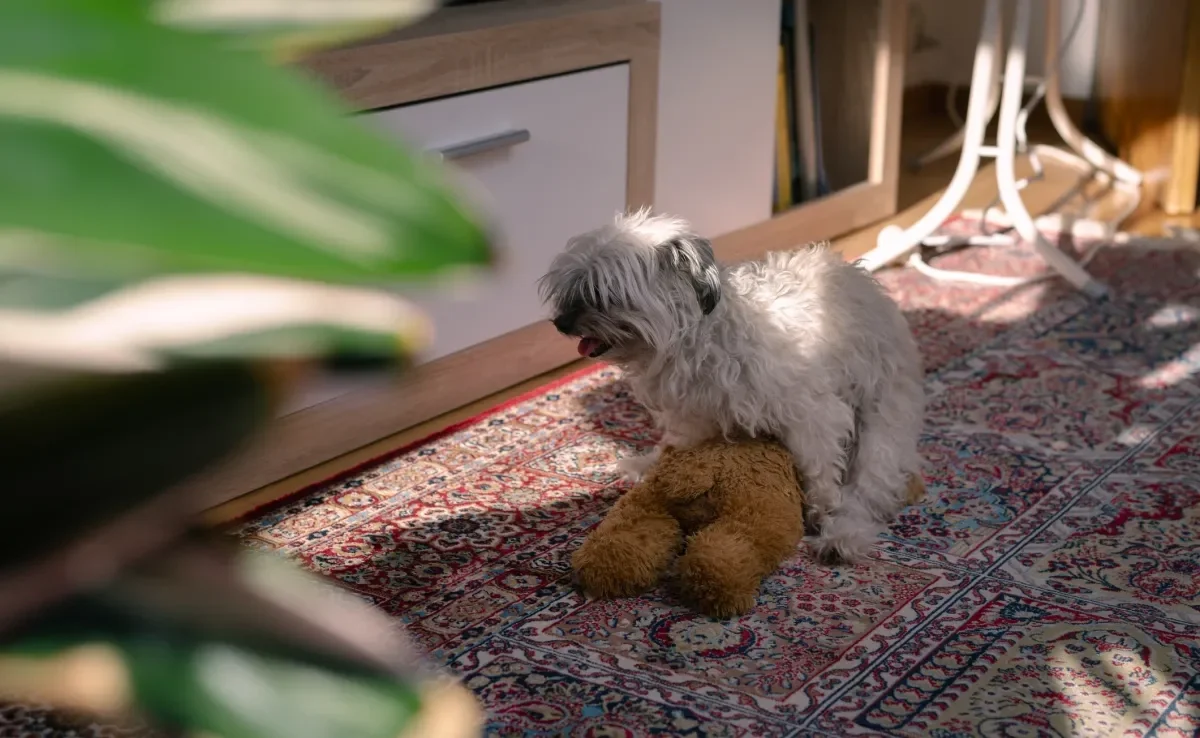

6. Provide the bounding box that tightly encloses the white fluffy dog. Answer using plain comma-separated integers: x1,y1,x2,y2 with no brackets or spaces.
539,210,924,562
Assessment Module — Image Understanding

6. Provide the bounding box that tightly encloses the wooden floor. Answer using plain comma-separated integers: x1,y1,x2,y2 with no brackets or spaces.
205,111,1197,524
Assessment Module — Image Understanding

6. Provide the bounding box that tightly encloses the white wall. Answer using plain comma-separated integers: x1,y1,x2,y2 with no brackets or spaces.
907,0,1099,99
654,0,780,237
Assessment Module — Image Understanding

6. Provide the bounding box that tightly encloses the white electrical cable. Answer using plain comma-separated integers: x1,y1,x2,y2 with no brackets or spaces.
946,83,964,129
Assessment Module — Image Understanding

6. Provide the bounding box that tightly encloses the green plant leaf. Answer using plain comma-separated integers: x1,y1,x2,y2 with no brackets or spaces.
0,362,269,566
3,543,429,738
0,273,430,372
150,0,442,59
0,0,491,286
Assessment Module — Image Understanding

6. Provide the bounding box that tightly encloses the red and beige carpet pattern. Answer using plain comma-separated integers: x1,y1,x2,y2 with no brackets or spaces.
9,223,1200,736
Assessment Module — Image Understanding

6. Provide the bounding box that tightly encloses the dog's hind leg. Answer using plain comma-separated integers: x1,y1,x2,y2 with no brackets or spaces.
779,395,856,548
814,377,923,564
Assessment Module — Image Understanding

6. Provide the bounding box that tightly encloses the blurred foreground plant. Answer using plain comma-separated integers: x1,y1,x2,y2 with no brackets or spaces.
0,0,490,735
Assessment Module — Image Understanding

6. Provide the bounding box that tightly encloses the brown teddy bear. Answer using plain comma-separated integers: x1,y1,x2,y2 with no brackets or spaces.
572,437,926,618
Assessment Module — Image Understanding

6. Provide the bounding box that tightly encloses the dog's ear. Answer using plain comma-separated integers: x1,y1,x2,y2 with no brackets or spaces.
662,235,721,314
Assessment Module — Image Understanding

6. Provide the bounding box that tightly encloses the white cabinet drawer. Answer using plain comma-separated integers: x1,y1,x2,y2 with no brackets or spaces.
378,64,630,360
279,65,630,416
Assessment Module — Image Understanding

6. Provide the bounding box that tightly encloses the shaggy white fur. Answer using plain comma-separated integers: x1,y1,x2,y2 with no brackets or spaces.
539,210,924,562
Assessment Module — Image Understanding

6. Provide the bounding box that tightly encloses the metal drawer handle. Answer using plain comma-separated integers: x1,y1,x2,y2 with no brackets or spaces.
434,129,530,161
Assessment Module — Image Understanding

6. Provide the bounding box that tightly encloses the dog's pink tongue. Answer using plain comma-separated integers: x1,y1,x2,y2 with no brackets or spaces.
577,337,600,357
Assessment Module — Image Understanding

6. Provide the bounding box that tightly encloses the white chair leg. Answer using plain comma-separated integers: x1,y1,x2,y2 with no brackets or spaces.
996,0,1107,297
911,72,1001,171
1044,0,1142,187
859,0,1003,272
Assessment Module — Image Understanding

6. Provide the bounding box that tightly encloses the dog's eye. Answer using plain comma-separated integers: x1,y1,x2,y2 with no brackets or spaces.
559,296,586,315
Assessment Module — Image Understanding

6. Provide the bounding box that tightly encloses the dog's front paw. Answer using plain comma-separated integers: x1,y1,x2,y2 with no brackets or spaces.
617,453,658,483
811,518,875,566
813,541,854,566
803,507,827,536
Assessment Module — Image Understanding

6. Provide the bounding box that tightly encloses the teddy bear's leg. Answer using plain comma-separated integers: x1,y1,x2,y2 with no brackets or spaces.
674,523,776,619
572,491,682,600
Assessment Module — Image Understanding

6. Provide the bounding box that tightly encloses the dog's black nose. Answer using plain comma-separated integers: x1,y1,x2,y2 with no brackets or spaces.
552,314,576,335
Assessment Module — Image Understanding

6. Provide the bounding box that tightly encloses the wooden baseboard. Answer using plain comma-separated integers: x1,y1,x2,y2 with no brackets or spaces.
715,182,893,262
203,355,592,524
184,321,581,517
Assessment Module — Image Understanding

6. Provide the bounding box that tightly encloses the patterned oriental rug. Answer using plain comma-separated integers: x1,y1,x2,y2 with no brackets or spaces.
7,221,1200,737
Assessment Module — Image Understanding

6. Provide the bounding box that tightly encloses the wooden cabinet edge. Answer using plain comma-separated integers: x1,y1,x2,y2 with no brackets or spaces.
187,320,581,513
297,1,662,112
